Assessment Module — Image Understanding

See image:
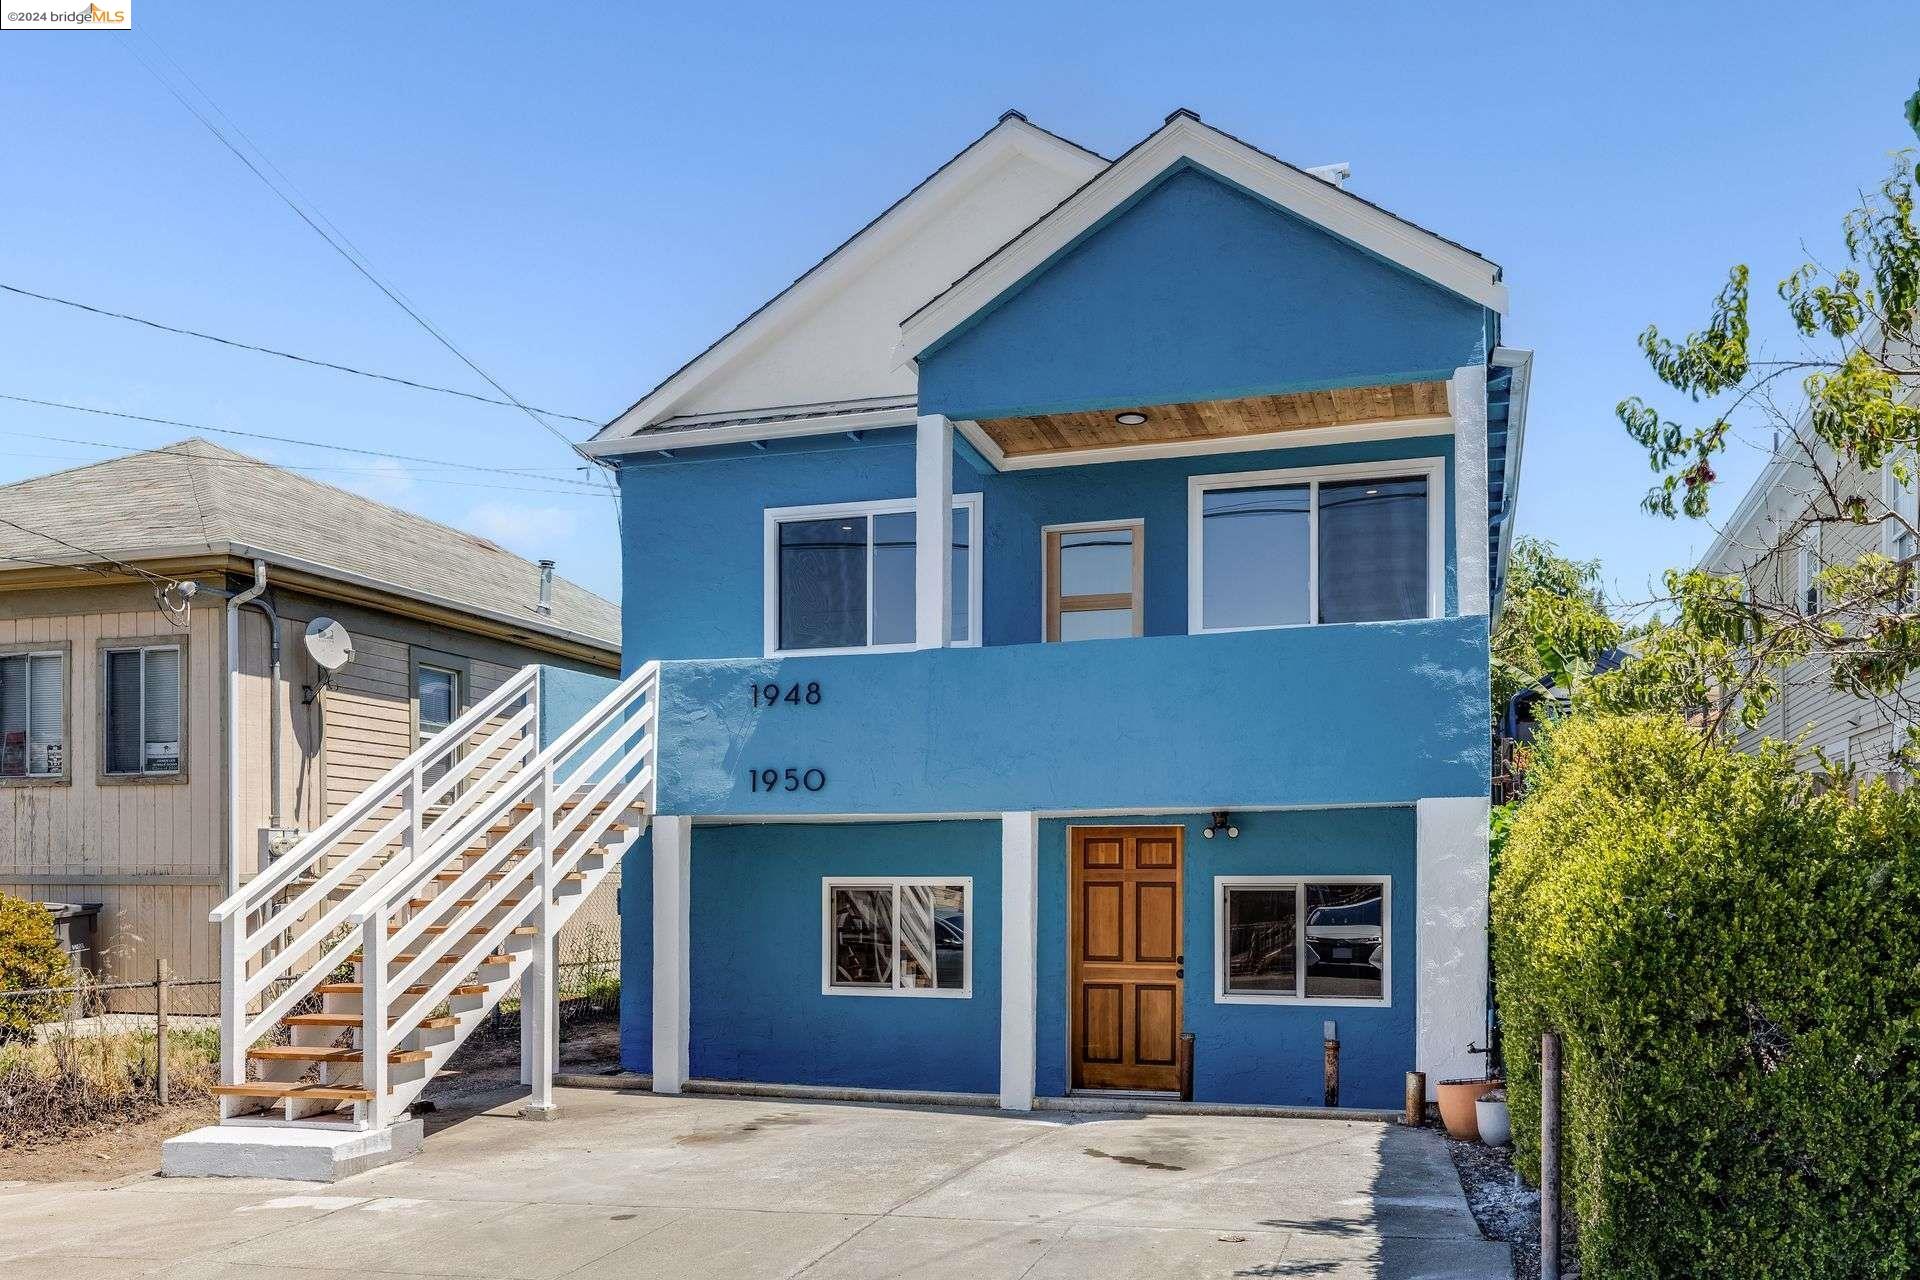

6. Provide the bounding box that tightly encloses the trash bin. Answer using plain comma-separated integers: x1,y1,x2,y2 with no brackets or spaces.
39,901,102,979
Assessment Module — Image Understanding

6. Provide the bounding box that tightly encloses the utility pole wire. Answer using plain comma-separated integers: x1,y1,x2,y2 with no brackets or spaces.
118,33,622,526
0,394,605,487
0,282,597,425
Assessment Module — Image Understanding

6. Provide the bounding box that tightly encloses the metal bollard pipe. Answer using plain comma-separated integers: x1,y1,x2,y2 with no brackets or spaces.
1541,1031,1562,1280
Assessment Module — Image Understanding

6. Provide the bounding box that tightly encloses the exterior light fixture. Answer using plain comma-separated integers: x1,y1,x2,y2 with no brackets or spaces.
1203,810,1239,839
1115,412,1148,426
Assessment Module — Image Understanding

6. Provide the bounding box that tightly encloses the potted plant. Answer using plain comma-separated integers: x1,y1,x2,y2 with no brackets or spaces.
1475,1086,1511,1145
1436,1077,1501,1140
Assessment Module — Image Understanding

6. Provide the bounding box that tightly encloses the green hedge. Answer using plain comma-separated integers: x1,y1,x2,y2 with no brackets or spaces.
1493,714,1920,1278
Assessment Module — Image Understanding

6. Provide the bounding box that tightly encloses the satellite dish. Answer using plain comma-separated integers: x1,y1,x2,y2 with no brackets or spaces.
304,617,355,672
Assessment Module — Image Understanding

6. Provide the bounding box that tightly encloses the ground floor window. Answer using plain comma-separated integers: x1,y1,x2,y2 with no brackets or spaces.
1215,876,1389,1005
0,650,64,778
822,877,971,996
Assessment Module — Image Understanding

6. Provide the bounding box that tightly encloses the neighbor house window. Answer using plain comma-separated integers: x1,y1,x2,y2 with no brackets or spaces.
1045,520,1143,642
1189,462,1442,633
416,662,460,787
1216,877,1389,1005
103,644,182,776
0,651,65,779
1885,452,1918,567
1797,531,1821,615
764,496,981,655
822,877,971,996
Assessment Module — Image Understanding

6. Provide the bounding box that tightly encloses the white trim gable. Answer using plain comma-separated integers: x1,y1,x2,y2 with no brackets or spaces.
594,115,1104,450
897,111,1507,366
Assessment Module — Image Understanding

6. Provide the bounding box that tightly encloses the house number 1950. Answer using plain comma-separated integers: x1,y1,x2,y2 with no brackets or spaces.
750,767,827,793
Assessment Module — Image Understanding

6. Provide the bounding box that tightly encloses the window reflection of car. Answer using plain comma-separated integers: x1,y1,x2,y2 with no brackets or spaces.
934,906,965,988
1305,897,1383,973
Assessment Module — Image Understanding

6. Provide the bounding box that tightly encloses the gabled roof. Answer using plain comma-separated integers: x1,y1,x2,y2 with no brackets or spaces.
589,112,1105,452
0,439,620,651
898,109,1507,364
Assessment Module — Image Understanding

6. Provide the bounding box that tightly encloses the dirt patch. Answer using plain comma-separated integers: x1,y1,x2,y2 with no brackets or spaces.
675,1112,814,1145
0,1099,214,1182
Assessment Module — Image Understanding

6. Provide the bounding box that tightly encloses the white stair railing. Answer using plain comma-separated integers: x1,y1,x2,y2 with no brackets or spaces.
210,665,545,1098
350,660,659,1127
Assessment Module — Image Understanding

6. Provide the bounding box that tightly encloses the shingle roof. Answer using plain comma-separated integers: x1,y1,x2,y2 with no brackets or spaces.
0,439,619,651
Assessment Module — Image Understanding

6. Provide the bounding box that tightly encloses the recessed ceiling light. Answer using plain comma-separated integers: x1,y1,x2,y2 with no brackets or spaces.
1115,412,1148,426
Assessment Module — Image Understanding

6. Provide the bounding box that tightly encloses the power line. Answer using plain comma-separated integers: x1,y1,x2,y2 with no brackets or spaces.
0,393,605,487
118,35,615,505
0,282,598,424
0,444,613,499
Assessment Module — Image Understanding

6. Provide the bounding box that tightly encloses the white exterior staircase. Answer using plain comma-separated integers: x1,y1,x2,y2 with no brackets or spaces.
202,662,658,1139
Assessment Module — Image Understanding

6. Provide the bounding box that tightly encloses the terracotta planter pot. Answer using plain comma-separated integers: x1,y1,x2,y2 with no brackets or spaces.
1436,1078,1500,1140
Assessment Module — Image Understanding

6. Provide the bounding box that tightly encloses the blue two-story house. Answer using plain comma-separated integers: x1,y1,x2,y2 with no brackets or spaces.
588,109,1529,1111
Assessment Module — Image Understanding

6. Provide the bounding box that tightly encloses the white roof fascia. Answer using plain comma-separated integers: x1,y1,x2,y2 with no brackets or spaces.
896,113,1507,367
585,404,920,457
595,117,1104,443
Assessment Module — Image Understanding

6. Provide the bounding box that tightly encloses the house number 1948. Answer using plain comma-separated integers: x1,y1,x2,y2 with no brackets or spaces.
750,767,827,793
751,681,822,707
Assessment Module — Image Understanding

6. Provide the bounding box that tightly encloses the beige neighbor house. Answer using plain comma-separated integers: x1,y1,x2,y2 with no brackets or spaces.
0,439,621,991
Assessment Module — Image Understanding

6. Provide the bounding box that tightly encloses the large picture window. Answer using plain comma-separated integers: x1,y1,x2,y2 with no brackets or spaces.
0,650,65,779
103,643,182,777
1189,461,1443,633
822,877,971,997
765,496,981,656
1216,877,1389,1005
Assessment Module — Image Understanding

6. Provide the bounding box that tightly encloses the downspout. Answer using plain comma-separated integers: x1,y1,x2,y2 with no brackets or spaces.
226,560,280,891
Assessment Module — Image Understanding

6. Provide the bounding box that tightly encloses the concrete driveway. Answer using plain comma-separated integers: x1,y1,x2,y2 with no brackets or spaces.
0,1087,1510,1279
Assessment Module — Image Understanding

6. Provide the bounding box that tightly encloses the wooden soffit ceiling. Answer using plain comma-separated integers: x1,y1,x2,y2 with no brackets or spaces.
975,379,1450,458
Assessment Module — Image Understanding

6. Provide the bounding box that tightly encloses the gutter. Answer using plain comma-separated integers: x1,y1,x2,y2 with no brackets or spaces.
226,560,271,895
1489,347,1533,614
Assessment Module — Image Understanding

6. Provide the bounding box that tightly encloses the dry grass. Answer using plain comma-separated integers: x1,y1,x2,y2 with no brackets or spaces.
0,1025,218,1147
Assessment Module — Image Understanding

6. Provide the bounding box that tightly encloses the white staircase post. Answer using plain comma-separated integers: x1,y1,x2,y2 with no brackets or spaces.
218,913,243,1090
651,815,691,1094
521,764,559,1120
361,901,390,1129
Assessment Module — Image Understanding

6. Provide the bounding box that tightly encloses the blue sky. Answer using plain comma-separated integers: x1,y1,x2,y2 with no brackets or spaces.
2,2,1914,607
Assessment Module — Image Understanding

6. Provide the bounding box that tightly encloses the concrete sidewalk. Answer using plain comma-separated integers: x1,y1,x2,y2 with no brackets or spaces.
0,1087,1510,1279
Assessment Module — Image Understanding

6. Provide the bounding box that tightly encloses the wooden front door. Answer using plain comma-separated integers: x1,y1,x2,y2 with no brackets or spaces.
1070,827,1183,1091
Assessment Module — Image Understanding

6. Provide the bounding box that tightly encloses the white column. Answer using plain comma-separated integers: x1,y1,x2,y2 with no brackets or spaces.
1451,364,1490,618
1415,795,1490,1096
915,413,954,649
520,767,559,1119
998,812,1039,1111
651,815,692,1094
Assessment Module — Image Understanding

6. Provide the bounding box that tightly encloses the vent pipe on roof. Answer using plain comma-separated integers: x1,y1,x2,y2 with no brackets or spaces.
537,560,555,616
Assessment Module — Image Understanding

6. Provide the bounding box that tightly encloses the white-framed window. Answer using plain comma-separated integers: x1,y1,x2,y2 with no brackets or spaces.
1214,876,1390,1006
764,495,982,656
821,876,972,997
1796,530,1821,615
1188,459,1445,634
415,662,461,787
1884,451,1919,566
103,643,182,776
0,650,65,779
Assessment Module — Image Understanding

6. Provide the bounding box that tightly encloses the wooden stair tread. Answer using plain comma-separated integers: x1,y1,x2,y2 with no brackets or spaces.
389,924,538,938
214,1082,374,1101
435,869,584,884
346,950,517,966
283,1012,458,1030
316,982,486,997
247,1046,431,1065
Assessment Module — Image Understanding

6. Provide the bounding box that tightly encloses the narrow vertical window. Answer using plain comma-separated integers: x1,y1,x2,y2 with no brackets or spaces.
1046,521,1143,642
0,651,64,779
103,644,182,777
416,663,460,786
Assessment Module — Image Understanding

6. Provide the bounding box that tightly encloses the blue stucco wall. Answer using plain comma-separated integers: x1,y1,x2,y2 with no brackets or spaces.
618,433,1457,661
654,617,1487,817
663,820,1001,1093
617,826,654,1074
917,162,1491,421
1035,809,1416,1108
538,666,617,748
